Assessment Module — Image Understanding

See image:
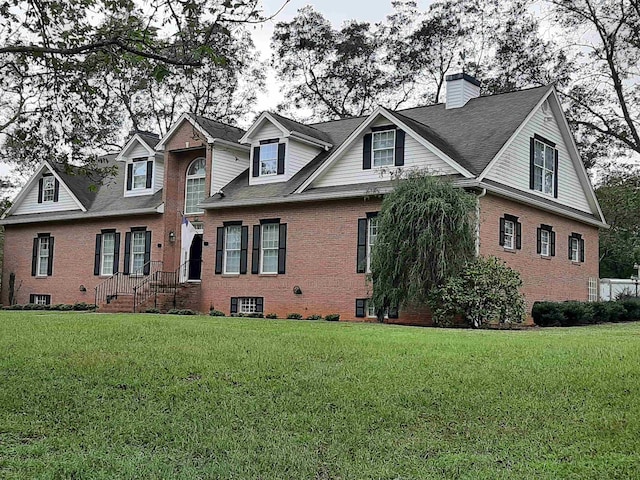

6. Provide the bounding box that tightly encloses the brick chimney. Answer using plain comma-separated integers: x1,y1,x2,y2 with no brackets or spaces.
445,73,481,109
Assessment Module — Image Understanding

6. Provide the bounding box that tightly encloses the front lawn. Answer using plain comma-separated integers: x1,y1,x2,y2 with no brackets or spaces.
0,313,639,479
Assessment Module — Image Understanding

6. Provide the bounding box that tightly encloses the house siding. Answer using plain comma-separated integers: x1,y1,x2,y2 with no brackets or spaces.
13,174,80,215
129,143,151,159
154,158,165,193
313,128,458,188
478,193,599,318
484,101,592,213
1,215,164,306
211,144,250,194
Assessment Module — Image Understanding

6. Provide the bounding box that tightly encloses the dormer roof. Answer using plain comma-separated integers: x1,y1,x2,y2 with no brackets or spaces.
240,111,333,148
155,113,245,150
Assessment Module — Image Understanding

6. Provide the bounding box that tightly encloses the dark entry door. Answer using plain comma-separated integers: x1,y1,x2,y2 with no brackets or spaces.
188,234,203,280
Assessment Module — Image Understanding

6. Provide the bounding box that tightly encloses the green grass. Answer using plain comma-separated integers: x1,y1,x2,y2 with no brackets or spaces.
0,313,639,479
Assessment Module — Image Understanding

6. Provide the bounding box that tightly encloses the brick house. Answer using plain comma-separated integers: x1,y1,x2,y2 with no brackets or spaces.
0,74,606,324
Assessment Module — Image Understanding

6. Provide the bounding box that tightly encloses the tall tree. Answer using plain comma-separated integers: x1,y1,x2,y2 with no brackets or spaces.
0,0,265,173
595,166,640,278
548,0,640,169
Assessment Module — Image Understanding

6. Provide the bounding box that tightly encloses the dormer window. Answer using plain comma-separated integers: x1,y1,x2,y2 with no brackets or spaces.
42,176,55,202
126,158,153,192
252,140,285,178
372,130,395,167
185,157,206,214
530,135,558,197
37,174,59,204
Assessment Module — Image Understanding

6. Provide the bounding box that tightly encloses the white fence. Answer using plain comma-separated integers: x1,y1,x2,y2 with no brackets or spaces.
600,278,640,301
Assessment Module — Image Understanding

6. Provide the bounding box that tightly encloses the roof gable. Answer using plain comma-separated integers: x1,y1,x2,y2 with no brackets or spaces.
240,112,333,148
116,133,158,161
155,113,245,150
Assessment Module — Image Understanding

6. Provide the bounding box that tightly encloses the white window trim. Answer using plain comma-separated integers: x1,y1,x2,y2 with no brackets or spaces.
42,176,55,202
131,158,148,190
185,157,206,214
259,143,279,177
36,236,50,277
33,294,50,305
101,232,116,276
504,219,515,250
239,297,258,314
366,300,388,319
570,237,580,262
533,139,556,196
223,225,241,274
260,223,279,274
366,216,378,273
130,231,146,275
540,229,550,257
372,129,396,168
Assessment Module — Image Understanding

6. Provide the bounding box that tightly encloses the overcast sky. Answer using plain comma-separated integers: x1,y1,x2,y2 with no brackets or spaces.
252,0,436,111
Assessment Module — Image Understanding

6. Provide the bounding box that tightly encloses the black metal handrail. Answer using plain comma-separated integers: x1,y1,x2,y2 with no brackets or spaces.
94,260,163,308
132,260,199,312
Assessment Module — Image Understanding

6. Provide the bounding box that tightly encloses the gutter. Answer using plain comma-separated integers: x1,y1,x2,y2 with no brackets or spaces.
0,205,163,226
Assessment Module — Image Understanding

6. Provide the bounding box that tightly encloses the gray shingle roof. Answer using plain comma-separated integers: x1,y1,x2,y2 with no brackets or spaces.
268,112,334,144
192,115,245,143
202,86,551,208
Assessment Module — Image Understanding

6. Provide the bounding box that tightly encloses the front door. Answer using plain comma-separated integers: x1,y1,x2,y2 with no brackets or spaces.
188,234,203,280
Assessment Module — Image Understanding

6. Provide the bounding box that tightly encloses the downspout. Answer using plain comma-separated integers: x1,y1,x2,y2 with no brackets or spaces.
475,188,487,257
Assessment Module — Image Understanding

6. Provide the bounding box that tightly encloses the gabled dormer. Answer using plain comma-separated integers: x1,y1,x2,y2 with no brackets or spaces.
7,162,87,216
117,131,163,197
240,112,333,186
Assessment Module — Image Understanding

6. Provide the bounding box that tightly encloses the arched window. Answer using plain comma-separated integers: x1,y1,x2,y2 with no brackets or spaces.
185,157,206,214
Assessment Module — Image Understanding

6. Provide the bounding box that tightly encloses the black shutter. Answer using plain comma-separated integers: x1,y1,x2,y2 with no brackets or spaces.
123,232,132,274
240,226,248,274
536,228,542,254
113,233,121,273
277,143,285,175
53,179,60,202
357,218,367,273
252,225,261,274
499,217,506,246
363,133,372,170
388,306,399,319
29,294,35,304
278,223,287,274
37,178,43,203
579,238,585,263
146,161,153,189
515,221,522,250
215,227,224,275
395,129,405,166
252,146,260,177
529,137,535,190
94,234,102,276
47,237,54,276
568,235,572,260
230,297,238,314
143,231,152,274
126,164,133,190
355,299,366,318
551,231,556,257
256,297,264,313
554,150,559,198
31,238,38,276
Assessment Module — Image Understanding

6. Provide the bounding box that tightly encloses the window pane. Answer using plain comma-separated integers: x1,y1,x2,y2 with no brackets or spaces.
226,251,240,273
102,233,115,275
185,177,205,213
260,144,278,175
540,230,550,256
262,250,278,273
534,141,545,167
43,177,55,202
545,146,555,171
372,131,395,167
504,220,514,249
188,158,206,176
261,224,279,273
38,237,49,276
534,167,543,191
133,161,147,189
131,231,146,273
225,226,241,273
226,226,241,249
544,171,554,194
262,224,279,249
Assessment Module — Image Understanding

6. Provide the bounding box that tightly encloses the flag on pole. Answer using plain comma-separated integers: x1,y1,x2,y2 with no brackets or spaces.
180,216,198,282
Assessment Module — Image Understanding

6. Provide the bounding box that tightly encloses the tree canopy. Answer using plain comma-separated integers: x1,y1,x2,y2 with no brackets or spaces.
0,0,266,172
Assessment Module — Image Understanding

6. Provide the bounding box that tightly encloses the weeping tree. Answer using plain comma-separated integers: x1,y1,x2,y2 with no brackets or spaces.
369,171,477,318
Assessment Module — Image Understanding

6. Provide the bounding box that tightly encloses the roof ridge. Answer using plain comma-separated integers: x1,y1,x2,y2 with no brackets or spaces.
191,113,245,132
270,111,330,134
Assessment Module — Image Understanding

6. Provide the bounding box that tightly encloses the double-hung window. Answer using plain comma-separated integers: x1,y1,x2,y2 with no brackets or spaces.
132,159,148,189
372,130,395,167
261,223,279,274
499,214,521,250
230,297,264,315
366,216,378,273
30,294,51,305
260,143,278,176
537,224,555,257
131,231,146,274
569,233,584,263
224,225,242,274
101,233,116,276
531,136,557,196
42,176,55,202
37,236,50,276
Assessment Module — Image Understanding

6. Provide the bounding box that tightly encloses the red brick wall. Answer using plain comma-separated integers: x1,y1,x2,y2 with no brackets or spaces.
199,198,385,321
1,215,164,306
162,120,210,272
479,193,599,317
